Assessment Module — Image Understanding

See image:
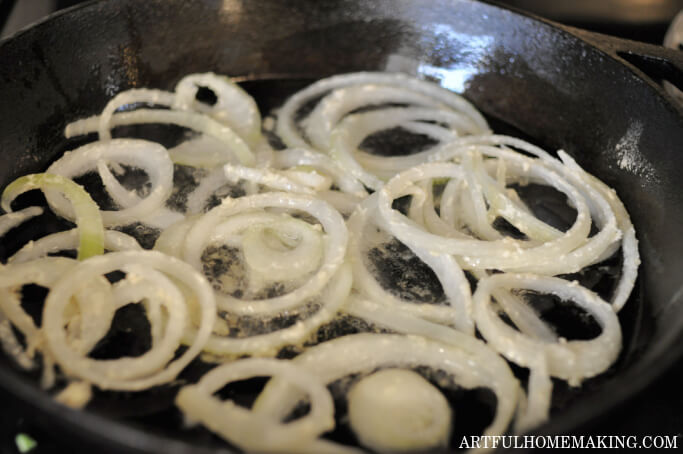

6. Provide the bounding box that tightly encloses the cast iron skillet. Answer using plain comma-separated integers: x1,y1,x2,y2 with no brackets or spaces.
0,0,682,452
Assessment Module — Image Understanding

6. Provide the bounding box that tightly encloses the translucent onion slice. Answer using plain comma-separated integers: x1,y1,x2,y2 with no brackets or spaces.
473,273,622,386
272,148,368,198
433,134,636,310
42,251,216,390
93,88,175,140
377,160,620,274
254,333,518,441
45,139,173,228
0,258,111,352
557,150,639,312
185,167,240,215
223,163,315,195
471,272,622,431
329,107,479,190
1,173,104,260
55,381,92,409
276,71,488,149
176,358,335,453
194,263,351,357
173,72,262,147
66,109,254,166
428,135,628,275
348,193,473,332
0,312,34,370
96,159,184,229
153,215,200,257
183,192,347,315
242,215,323,282
167,135,240,169
304,84,480,150
0,257,78,384
315,190,364,218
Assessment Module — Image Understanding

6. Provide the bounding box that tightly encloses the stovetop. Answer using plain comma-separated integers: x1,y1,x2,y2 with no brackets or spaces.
0,1,682,453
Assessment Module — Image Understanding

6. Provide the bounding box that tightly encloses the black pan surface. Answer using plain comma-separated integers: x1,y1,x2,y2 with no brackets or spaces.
0,0,682,452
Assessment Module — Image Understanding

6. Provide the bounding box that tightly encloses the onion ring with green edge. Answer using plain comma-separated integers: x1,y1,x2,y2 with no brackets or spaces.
42,251,215,390
1,173,104,260
176,357,335,453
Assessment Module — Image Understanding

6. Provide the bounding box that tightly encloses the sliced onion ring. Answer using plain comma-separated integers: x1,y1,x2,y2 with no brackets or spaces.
1,173,104,260
176,357,335,452
42,251,216,390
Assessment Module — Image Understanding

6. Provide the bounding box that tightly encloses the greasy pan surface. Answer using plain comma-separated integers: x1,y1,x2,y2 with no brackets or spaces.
0,0,682,452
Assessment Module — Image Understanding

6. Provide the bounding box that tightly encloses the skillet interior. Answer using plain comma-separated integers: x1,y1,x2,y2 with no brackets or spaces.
0,0,682,452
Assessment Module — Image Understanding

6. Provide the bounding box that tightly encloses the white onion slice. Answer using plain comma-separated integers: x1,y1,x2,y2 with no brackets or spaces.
66,109,254,166
348,194,473,332
272,148,367,197
0,206,43,239
183,192,347,315
473,273,621,386
377,160,620,274
329,107,480,190
195,262,351,357
254,333,518,441
276,71,488,149
305,84,479,150
223,163,315,195
46,139,174,227
42,251,215,390
0,257,77,381
173,72,262,147
176,357,334,453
